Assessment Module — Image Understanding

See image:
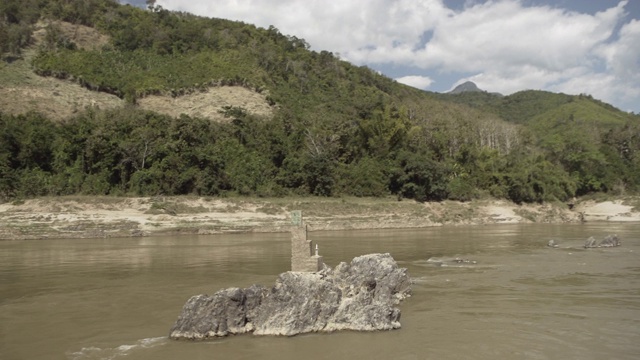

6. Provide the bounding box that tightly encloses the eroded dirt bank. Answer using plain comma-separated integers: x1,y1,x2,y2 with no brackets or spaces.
0,196,638,240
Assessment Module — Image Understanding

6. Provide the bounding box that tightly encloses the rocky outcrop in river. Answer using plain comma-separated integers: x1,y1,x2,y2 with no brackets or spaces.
584,234,621,248
169,253,411,340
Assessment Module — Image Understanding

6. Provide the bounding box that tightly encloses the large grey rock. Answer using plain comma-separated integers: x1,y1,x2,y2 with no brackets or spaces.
599,234,621,248
169,253,411,340
584,234,621,248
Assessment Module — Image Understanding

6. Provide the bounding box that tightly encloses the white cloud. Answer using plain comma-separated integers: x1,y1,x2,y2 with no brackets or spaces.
553,18,640,113
396,75,434,89
415,1,625,72
157,0,451,63
599,19,640,82
156,0,640,112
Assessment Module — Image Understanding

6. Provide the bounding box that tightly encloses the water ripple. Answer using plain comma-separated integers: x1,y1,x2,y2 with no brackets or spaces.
68,337,166,360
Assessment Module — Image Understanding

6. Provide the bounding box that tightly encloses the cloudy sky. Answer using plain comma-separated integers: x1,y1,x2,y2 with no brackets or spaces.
126,1,640,113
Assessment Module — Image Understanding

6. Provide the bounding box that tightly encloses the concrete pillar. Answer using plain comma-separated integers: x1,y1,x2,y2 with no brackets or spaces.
290,211,323,272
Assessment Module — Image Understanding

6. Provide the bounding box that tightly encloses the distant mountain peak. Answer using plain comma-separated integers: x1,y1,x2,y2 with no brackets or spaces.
449,81,482,94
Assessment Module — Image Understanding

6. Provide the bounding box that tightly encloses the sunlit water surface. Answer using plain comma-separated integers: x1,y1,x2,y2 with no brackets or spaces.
1,223,639,360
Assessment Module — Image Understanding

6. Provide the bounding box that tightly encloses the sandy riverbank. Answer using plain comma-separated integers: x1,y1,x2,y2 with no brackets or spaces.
0,196,638,240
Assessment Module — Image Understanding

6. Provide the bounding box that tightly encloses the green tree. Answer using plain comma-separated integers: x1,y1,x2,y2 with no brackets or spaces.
390,150,449,202
337,157,388,197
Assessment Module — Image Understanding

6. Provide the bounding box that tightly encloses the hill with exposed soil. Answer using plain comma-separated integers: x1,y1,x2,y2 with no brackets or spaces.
1,20,274,121
0,0,638,206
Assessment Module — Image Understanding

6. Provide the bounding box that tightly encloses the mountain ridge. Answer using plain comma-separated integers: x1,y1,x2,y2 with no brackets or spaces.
449,81,483,94
0,0,638,203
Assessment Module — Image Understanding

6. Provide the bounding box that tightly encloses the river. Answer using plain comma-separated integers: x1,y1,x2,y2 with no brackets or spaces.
1,223,639,359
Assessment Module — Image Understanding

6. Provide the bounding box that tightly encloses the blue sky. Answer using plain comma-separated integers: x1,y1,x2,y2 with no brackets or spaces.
124,1,640,113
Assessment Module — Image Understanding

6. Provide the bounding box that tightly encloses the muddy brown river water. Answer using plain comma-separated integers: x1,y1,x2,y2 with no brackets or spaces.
1,223,639,360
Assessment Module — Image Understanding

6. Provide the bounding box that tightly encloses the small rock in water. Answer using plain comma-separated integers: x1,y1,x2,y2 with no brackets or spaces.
584,234,621,249
547,239,559,248
583,236,598,248
453,258,477,264
427,257,477,266
599,234,621,248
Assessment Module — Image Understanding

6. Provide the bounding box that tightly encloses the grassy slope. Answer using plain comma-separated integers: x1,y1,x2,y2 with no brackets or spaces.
2,1,635,132
529,97,633,130
0,21,123,119
0,49,124,120
436,88,637,131
0,20,281,121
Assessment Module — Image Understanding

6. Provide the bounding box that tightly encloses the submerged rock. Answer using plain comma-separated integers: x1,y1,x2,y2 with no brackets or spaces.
583,236,598,248
169,253,411,340
584,234,621,248
598,234,621,248
426,257,477,267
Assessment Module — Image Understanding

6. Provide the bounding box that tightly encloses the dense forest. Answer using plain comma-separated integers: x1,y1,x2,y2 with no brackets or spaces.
1,0,639,203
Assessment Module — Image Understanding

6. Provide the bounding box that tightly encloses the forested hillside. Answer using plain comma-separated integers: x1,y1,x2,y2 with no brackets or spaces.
1,0,639,203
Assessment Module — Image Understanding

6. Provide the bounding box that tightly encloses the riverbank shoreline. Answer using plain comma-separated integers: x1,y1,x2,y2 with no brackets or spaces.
0,196,638,240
